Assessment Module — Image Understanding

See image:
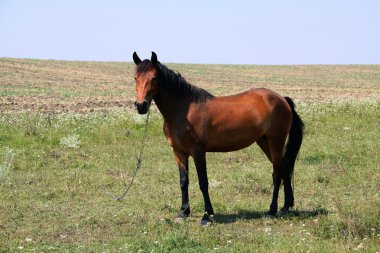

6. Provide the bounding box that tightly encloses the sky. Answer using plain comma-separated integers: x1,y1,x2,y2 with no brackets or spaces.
0,0,379,64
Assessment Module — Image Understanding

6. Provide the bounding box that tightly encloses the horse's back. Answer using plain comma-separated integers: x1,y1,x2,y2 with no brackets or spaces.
208,88,291,118
194,88,292,152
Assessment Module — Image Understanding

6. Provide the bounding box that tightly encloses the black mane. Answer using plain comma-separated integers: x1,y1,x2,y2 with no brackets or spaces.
136,60,214,102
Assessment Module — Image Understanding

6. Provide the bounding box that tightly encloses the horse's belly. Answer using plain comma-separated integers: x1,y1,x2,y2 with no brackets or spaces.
207,141,255,152
205,128,262,152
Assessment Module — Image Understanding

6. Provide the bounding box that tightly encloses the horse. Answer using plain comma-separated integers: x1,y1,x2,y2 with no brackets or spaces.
132,52,304,225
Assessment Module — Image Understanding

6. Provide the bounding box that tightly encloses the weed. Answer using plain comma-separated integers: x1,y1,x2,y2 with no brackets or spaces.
59,134,81,149
0,147,15,181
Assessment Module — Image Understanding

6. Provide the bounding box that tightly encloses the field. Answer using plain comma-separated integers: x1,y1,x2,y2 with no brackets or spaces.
0,58,379,252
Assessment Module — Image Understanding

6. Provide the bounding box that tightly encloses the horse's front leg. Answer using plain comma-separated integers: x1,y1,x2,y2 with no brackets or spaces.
193,151,214,225
173,149,190,221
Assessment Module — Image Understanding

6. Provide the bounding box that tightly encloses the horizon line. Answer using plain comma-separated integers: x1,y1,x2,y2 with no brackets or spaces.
1,56,379,66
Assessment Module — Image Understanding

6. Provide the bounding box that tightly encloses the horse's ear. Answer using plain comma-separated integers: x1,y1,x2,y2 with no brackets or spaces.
151,52,158,66
133,52,142,65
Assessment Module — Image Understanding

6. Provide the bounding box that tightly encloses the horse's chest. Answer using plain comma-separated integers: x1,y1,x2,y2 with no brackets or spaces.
163,122,200,151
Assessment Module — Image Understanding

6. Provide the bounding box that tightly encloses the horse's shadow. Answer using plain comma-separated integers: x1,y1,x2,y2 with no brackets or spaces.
214,207,328,224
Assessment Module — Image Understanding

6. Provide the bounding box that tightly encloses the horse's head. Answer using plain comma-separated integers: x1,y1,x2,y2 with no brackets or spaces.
133,52,159,114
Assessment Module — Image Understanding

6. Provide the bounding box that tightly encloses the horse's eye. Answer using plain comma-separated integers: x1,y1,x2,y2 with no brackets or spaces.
134,77,137,81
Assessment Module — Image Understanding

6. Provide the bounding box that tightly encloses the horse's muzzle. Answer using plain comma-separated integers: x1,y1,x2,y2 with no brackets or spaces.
135,100,150,114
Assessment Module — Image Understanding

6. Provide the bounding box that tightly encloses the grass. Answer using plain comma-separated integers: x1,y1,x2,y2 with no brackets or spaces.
0,58,379,252
0,102,379,252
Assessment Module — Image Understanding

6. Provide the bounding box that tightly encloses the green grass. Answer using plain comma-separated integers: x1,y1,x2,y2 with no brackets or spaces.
0,101,379,252
0,58,379,251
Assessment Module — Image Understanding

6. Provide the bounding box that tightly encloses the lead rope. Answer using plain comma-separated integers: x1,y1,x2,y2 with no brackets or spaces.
104,109,150,202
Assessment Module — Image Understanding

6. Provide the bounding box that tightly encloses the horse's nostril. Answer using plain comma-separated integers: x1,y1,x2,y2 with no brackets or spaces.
135,100,149,114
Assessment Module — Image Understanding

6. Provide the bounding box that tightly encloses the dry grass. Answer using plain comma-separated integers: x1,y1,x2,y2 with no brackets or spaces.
1,58,379,113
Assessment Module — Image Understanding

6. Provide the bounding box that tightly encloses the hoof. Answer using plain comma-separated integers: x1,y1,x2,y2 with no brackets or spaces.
278,206,292,217
280,206,290,213
174,211,189,223
201,213,213,226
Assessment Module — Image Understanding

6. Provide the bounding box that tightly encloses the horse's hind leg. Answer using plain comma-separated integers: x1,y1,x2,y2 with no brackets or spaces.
282,172,294,212
267,137,287,216
257,136,272,162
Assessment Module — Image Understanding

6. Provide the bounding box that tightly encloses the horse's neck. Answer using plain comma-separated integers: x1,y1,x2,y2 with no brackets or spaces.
154,88,189,124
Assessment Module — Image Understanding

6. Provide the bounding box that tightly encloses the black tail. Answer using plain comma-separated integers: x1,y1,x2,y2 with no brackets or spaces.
283,97,304,180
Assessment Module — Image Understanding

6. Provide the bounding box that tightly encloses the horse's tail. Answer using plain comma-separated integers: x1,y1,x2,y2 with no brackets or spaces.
283,97,304,181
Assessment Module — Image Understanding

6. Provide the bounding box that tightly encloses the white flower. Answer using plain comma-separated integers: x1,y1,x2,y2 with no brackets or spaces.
60,134,81,148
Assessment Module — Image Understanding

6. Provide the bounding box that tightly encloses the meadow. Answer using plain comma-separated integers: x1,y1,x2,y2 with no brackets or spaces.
0,58,379,252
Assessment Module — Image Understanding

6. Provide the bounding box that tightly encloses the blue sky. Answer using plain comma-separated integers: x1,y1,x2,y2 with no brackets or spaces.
0,0,379,64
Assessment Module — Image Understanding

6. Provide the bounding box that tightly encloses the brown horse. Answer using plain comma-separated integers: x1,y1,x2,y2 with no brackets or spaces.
132,52,304,225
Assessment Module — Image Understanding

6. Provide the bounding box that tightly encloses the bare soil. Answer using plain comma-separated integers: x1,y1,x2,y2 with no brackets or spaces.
1,58,379,113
